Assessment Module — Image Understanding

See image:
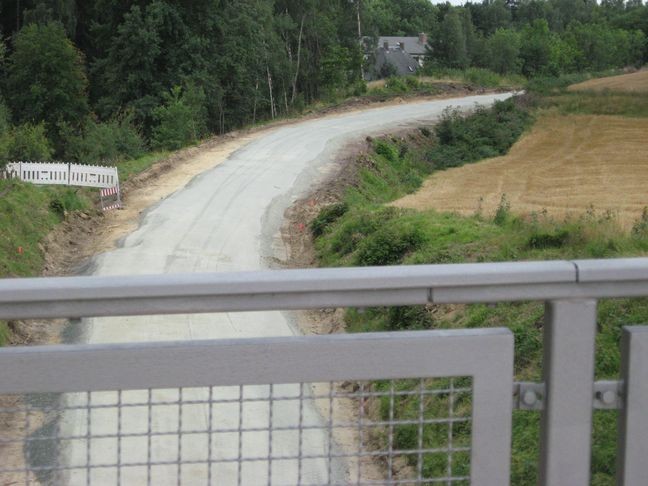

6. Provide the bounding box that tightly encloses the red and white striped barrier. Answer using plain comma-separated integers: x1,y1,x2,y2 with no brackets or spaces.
100,186,119,198
100,185,122,211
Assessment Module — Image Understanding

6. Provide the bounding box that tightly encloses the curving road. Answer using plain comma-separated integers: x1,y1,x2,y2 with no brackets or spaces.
61,92,513,485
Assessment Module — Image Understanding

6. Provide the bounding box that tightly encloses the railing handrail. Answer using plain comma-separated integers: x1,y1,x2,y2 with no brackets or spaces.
2,258,648,320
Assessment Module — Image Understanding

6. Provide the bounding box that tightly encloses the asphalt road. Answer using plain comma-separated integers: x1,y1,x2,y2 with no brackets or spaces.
61,92,513,485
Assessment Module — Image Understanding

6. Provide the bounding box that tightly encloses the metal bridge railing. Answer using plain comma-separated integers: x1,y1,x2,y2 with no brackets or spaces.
0,258,647,485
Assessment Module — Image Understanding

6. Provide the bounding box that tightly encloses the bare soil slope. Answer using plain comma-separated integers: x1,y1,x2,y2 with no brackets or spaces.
393,114,648,227
568,70,648,92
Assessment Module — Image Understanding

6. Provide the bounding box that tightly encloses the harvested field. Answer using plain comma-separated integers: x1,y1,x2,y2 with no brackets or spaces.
568,70,648,93
393,114,648,228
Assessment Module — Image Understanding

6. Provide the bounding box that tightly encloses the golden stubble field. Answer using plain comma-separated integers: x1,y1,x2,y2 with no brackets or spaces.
568,70,648,92
393,114,648,228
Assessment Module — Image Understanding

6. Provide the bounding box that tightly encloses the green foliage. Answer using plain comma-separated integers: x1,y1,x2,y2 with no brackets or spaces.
486,28,522,74
0,100,9,137
493,194,511,225
311,203,348,237
354,223,427,266
0,180,89,279
0,321,8,346
632,207,648,237
546,90,648,117
363,0,439,37
527,229,570,249
565,22,646,71
6,22,88,136
422,67,526,88
152,85,208,150
62,115,145,164
430,98,532,170
2,123,54,162
379,61,398,79
117,152,169,182
431,10,471,69
49,188,86,217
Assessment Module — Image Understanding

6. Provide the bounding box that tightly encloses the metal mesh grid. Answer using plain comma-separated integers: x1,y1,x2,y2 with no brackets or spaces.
0,378,472,485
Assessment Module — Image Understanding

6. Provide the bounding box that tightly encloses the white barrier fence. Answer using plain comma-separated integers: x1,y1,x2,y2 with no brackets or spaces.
1,161,122,210
1,161,119,189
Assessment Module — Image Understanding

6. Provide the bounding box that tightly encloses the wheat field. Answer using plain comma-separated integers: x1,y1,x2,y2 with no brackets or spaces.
568,70,648,93
393,114,648,228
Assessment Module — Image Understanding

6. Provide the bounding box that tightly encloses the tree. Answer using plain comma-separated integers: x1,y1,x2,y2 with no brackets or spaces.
6,22,88,134
4,123,53,161
431,10,470,68
151,85,207,150
519,19,555,75
486,28,522,73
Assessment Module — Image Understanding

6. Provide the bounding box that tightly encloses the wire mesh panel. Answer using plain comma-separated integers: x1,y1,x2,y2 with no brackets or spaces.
0,330,513,485
0,379,472,485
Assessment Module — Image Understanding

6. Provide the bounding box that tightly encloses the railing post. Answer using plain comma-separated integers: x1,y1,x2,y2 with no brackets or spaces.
617,326,648,486
539,299,597,486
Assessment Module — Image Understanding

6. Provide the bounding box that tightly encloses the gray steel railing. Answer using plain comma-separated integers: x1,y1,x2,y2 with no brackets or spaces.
0,258,647,485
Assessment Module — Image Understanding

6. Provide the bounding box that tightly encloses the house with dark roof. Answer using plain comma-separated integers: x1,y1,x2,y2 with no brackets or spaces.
368,33,429,80
378,33,428,66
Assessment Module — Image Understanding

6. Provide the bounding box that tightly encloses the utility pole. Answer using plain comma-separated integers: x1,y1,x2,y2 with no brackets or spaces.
17,0,21,31
356,0,364,80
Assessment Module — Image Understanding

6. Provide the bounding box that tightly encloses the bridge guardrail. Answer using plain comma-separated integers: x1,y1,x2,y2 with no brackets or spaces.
0,258,647,485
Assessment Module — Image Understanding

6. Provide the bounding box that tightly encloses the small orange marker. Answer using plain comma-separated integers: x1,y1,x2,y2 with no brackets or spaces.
17,246,23,255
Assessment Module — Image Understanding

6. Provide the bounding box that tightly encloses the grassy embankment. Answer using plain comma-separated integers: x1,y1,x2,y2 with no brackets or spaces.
310,87,648,484
0,150,169,345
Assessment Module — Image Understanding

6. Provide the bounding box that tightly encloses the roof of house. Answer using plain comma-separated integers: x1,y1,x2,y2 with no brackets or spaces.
378,36,428,56
375,47,420,77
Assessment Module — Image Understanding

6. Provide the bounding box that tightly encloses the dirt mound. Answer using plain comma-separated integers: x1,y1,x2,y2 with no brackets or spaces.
393,114,648,228
568,70,648,93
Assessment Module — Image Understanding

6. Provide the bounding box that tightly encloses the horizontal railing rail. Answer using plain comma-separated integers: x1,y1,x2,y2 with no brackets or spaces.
2,258,648,320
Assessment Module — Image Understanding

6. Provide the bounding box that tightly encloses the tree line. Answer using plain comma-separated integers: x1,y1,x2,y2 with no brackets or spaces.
425,0,647,77
0,0,646,166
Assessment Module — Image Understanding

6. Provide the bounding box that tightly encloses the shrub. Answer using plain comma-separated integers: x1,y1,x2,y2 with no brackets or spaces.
632,208,648,238
5,123,53,161
387,305,432,331
152,85,208,150
311,203,348,237
63,114,145,164
48,188,86,218
493,194,511,225
0,100,10,137
527,229,570,249
355,224,426,266
374,139,399,162
429,98,532,170
463,67,502,87
384,76,408,93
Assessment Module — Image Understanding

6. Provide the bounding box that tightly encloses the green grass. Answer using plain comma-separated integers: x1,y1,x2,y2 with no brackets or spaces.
0,179,94,345
310,97,648,483
544,91,648,118
422,67,527,89
116,151,169,181
526,69,622,95
0,321,9,346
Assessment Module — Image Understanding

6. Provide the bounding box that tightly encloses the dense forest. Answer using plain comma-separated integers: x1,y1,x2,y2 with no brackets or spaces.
0,0,646,165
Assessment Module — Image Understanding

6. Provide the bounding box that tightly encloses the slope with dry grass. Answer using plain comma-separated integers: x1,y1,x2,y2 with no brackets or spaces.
393,113,648,228
568,70,648,93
